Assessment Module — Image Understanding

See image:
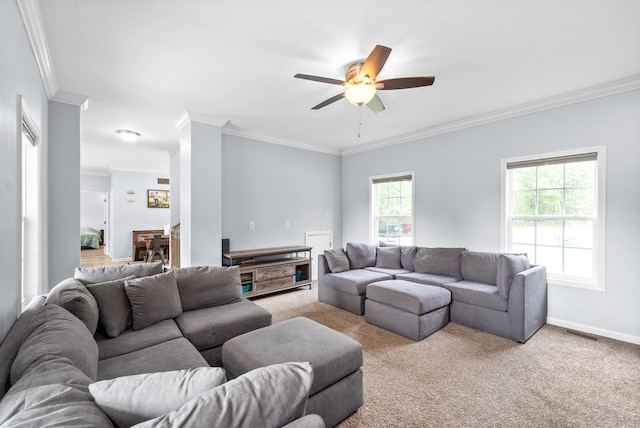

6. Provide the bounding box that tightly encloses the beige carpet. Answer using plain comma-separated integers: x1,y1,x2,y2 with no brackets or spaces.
252,286,640,428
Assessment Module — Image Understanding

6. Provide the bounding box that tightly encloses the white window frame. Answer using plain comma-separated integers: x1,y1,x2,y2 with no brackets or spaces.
369,171,415,245
500,146,606,291
19,96,42,309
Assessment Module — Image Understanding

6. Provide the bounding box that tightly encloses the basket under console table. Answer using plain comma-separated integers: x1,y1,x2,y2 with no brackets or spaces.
222,245,313,298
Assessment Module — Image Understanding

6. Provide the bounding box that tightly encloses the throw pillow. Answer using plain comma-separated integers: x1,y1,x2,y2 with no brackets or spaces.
74,262,163,284
124,271,183,330
132,362,313,428
86,275,136,338
400,246,418,271
413,247,466,278
346,242,376,269
375,246,402,269
324,248,350,273
11,304,99,384
496,254,530,299
44,278,99,335
173,266,242,311
89,367,227,427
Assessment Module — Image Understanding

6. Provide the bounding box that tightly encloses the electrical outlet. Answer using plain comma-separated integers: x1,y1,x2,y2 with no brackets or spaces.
249,221,254,230
285,220,290,229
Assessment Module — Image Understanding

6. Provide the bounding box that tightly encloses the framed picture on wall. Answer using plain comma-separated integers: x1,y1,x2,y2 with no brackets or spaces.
147,190,170,208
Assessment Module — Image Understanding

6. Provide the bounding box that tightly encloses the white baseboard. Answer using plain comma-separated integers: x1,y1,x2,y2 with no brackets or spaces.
547,317,640,345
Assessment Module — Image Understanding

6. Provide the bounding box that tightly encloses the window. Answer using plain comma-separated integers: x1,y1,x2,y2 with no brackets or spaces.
20,99,41,308
370,172,414,245
501,147,605,290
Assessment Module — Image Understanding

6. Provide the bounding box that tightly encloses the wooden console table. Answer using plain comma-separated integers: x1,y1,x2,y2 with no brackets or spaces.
223,245,312,298
132,229,169,262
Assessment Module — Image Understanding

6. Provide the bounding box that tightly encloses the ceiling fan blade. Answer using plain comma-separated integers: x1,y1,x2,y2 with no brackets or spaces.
366,94,385,113
377,76,435,90
311,93,345,110
360,45,392,81
294,74,346,86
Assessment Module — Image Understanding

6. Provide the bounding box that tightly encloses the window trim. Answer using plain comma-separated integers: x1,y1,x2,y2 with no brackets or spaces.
500,146,606,292
369,171,415,245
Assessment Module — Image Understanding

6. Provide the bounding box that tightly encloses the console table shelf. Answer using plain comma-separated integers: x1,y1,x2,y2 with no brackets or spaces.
223,246,312,298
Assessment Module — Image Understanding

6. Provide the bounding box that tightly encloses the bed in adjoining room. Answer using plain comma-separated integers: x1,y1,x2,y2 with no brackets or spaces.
80,227,102,249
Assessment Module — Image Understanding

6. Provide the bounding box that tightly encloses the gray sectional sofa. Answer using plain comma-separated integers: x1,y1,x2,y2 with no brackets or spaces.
318,243,548,343
0,262,325,427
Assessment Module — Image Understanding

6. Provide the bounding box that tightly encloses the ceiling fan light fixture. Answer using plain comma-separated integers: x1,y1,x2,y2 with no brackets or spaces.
345,84,376,106
116,129,141,142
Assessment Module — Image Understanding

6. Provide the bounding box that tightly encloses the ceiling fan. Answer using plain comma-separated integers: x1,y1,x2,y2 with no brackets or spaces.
294,44,435,113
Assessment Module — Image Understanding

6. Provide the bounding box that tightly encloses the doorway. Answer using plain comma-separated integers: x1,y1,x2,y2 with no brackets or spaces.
305,231,333,281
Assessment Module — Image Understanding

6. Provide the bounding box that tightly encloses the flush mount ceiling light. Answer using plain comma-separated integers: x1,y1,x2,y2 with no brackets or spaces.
116,129,141,142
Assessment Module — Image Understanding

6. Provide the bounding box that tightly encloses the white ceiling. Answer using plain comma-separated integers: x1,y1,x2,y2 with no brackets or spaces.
33,0,640,175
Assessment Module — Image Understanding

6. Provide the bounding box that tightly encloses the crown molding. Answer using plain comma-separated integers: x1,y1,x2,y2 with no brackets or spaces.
222,126,342,156
343,75,640,155
175,110,229,130
51,91,90,111
17,0,57,98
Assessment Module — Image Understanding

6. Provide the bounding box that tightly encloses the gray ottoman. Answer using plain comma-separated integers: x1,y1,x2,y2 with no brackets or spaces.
365,279,451,341
222,317,363,428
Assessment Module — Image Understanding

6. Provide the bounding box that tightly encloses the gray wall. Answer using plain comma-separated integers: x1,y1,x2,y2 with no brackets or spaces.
110,171,170,261
343,89,640,341
0,0,49,341
48,101,81,286
221,135,342,252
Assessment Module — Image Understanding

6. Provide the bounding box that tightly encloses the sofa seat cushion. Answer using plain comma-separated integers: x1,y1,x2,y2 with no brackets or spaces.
443,280,508,312
97,337,208,381
0,357,113,427
395,272,461,287
365,267,411,277
95,319,183,360
323,269,393,296
11,304,99,385
175,299,272,351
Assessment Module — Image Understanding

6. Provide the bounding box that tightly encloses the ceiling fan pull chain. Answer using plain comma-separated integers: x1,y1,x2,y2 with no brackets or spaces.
357,105,363,138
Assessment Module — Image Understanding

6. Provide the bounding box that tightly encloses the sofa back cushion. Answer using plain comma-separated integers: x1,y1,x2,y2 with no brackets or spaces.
74,262,163,284
346,242,377,269
86,275,136,338
461,251,501,285
11,304,99,385
375,246,401,269
401,246,418,271
323,248,350,273
173,266,242,311
0,358,112,427
125,271,184,330
414,247,466,278
497,254,530,299
44,278,99,335
0,296,45,400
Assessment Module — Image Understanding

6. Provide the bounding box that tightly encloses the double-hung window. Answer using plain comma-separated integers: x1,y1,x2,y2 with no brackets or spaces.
501,147,605,291
370,172,414,245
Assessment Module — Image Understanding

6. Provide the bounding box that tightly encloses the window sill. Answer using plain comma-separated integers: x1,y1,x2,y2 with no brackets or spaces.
547,275,605,292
